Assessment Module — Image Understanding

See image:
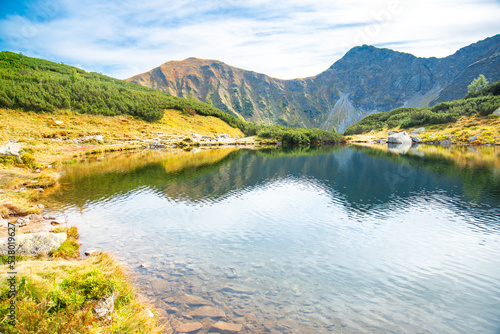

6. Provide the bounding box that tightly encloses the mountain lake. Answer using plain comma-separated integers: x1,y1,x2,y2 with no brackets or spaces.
42,144,500,334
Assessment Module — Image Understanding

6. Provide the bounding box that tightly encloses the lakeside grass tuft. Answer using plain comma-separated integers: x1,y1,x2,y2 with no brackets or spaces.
0,231,163,334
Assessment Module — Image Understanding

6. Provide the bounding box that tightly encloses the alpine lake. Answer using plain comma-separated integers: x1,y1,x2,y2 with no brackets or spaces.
42,143,500,334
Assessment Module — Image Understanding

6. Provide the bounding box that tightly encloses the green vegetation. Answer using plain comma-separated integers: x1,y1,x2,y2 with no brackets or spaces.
257,125,343,144
0,229,162,333
345,80,500,135
0,51,256,135
50,226,80,259
468,74,489,95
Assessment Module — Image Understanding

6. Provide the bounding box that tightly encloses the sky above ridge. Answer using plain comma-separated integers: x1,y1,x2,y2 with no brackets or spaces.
0,0,499,80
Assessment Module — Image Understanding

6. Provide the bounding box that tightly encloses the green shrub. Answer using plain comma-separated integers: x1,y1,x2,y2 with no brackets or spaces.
21,152,38,169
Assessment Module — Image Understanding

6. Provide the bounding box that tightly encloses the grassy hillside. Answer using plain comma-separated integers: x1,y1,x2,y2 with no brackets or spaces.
0,51,257,135
344,81,500,135
0,108,243,163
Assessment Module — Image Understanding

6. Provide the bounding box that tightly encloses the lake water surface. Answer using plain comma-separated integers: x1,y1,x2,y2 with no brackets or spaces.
43,145,500,333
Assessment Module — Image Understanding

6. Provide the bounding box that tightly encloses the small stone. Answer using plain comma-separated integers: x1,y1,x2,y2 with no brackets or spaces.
469,132,482,142
50,219,66,225
164,297,175,303
187,306,226,319
220,284,255,295
145,309,154,317
179,294,209,306
165,306,179,314
85,249,100,256
139,262,150,268
94,292,115,320
37,204,45,209
176,322,203,333
210,321,243,333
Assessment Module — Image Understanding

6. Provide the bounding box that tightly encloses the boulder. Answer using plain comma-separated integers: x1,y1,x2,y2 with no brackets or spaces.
0,232,67,255
493,107,500,116
469,132,482,142
0,142,20,157
410,135,421,143
387,130,397,135
411,127,425,134
388,131,412,145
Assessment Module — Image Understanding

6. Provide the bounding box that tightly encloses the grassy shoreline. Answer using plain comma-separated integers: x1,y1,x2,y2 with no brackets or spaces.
346,114,500,146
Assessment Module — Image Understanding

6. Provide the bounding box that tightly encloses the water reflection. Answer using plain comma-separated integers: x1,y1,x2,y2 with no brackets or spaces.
43,145,500,333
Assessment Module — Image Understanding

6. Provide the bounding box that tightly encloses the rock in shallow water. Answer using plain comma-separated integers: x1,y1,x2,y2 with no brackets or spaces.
176,322,203,333
211,321,243,333
187,306,226,318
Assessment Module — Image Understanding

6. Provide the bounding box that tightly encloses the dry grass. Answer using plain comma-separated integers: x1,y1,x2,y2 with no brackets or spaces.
0,108,243,164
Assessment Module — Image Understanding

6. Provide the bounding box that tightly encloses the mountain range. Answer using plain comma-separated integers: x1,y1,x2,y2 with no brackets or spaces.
127,35,500,132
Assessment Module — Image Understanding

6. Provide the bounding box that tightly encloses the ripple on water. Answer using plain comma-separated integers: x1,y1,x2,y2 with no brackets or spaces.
42,148,500,334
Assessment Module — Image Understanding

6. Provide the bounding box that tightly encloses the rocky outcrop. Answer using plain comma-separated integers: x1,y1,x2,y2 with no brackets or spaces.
128,35,500,132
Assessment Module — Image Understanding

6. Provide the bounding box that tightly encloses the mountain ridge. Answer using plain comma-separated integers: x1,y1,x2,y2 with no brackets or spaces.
127,35,500,132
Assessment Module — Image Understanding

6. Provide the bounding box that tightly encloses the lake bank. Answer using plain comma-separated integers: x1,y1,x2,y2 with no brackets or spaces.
346,114,500,146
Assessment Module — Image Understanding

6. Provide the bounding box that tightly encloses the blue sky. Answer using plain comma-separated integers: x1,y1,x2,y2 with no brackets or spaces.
1,0,499,79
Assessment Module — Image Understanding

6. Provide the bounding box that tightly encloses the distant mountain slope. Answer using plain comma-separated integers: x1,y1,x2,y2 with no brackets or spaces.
128,35,500,132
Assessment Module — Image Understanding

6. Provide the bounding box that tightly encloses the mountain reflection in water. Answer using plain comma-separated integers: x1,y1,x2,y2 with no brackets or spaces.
44,145,500,333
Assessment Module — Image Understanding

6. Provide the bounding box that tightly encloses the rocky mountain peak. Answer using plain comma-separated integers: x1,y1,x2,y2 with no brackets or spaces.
127,35,500,132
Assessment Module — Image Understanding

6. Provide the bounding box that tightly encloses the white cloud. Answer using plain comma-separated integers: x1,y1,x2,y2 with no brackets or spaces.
0,0,499,79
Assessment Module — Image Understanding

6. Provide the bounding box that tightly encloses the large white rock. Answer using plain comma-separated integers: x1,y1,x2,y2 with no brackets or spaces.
388,131,413,145
0,232,67,255
0,142,20,157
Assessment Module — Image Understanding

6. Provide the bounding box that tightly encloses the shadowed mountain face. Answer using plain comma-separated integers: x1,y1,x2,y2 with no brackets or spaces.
127,35,500,132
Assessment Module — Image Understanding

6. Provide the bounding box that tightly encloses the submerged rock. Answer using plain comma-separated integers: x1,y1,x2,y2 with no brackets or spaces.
211,321,243,333
187,306,226,318
176,322,203,333
178,294,209,306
